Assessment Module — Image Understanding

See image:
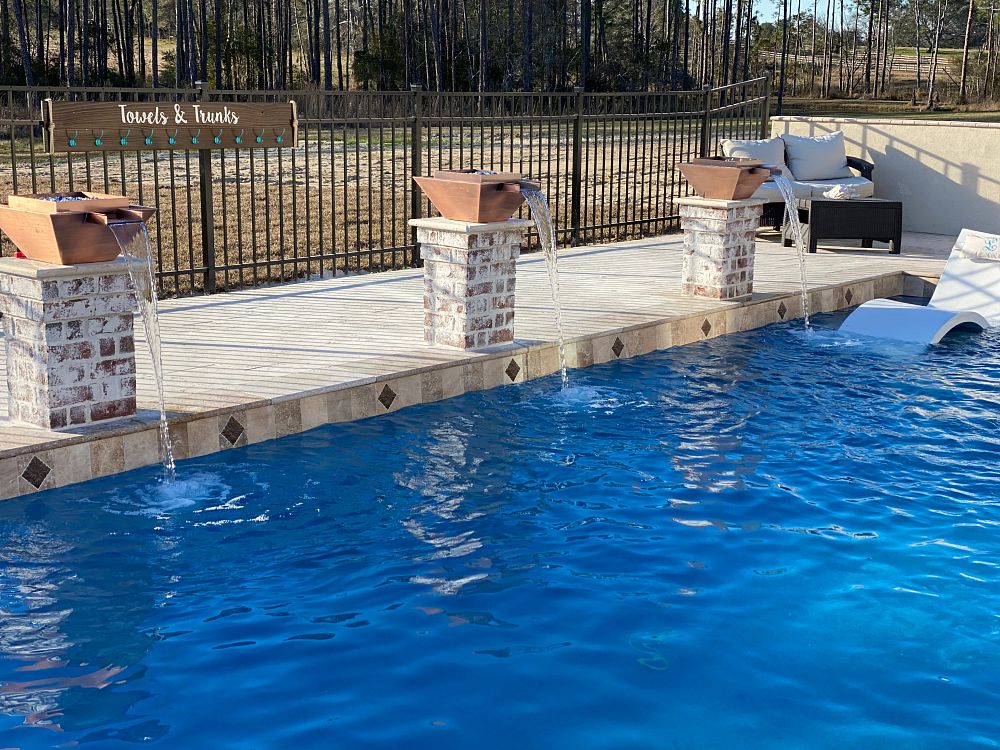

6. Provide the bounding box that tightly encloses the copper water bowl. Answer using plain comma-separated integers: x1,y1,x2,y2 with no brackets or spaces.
0,192,156,265
413,170,541,223
677,157,773,201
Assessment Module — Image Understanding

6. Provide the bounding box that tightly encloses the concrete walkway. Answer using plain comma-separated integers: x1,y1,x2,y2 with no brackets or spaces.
0,230,952,498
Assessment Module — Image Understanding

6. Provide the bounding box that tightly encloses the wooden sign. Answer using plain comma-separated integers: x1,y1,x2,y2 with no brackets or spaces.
42,99,298,153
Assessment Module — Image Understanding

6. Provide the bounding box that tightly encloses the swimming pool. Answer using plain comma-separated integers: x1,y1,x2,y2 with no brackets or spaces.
1,311,998,749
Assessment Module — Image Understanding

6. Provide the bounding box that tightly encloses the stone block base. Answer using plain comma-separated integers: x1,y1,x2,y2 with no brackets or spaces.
0,258,137,429
411,217,532,349
679,197,765,301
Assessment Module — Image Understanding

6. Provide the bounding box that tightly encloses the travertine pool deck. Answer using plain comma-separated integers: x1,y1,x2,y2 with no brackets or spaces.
0,231,952,498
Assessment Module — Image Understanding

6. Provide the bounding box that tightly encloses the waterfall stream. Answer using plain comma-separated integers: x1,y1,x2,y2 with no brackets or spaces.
111,223,176,481
521,189,569,388
770,173,812,329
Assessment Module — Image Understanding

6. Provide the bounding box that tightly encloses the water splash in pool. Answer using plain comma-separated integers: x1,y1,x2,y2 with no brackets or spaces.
521,188,569,387
111,223,176,481
771,172,812,329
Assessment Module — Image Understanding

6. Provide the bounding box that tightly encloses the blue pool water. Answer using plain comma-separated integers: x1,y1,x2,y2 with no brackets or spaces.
1,312,999,749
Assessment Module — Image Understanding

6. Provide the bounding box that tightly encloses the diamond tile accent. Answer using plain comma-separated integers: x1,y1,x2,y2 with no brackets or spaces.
22,457,51,489
221,416,246,446
777,301,787,319
845,288,854,304
505,359,521,382
378,384,397,409
611,337,624,358
701,319,712,336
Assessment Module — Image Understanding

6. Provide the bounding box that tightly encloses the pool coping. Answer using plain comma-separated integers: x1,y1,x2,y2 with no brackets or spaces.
0,269,939,499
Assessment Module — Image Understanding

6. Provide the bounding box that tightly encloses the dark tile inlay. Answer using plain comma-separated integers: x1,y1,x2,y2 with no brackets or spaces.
611,337,624,358
845,288,854,304
505,359,521,382
221,416,246,446
777,301,787,319
378,384,397,409
22,457,51,489
701,319,712,336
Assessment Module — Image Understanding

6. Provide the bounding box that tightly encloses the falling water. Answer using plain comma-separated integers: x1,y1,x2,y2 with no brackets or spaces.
110,223,176,481
521,189,569,388
770,172,812,329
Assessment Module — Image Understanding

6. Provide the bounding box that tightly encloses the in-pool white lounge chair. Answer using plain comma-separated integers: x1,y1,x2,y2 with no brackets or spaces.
839,228,1000,344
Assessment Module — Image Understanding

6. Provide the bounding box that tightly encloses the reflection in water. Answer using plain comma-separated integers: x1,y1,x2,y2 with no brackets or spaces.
661,338,766,494
396,417,511,595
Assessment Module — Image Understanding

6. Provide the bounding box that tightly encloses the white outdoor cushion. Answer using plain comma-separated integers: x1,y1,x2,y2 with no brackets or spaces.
780,131,854,181
951,228,1000,261
720,137,788,179
794,175,875,199
752,180,811,203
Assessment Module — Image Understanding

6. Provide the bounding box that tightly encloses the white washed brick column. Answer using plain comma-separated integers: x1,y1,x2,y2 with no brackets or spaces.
409,217,532,349
0,258,137,430
678,197,766,301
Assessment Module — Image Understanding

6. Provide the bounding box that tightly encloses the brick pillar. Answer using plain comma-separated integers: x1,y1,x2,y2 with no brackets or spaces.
409,217,532,349
678,197,766,301
0,258,137,429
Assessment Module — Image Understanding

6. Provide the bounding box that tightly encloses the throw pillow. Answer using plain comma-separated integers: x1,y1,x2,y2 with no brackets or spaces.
720,136,788,179
780,131,854,181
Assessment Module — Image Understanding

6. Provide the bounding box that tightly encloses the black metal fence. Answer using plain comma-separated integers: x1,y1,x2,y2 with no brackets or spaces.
0,78,770,296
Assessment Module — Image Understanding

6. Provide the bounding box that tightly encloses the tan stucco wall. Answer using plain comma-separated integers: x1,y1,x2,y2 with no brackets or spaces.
770,116,1000,236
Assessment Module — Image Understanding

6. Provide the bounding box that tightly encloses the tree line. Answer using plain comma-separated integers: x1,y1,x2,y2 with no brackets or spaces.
0,0,995,103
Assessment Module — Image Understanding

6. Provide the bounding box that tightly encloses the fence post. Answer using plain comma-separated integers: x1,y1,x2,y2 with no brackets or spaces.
570,87,584,246
760,76,772,139
699,85,712,158
410,84,423,261
197,81,217,294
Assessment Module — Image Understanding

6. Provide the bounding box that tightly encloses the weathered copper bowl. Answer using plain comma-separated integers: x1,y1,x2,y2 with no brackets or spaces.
0,192,156,265
677,157,772,200
413,170,541,223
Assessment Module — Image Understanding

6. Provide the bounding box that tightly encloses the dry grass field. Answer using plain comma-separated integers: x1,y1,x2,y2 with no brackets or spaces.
0,120,710,295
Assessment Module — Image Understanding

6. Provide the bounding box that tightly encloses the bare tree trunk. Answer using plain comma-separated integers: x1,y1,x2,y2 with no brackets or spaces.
11,0,34,84
152,0,159,85
215,0,223,86
322,0,332,88
721,0,732,85
810,0,817,92
927,0,948,108
333,0,344,88
478,0,487,90
983,3,995,97
683,0,690,83
864,0,873,94
960,0,976,101
778,0,789,111
81,0,89,84
821,0,833,97
67,0,75,84
731,0,743,84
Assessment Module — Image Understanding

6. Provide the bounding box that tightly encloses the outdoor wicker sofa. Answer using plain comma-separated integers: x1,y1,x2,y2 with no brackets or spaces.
720,131,876,229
